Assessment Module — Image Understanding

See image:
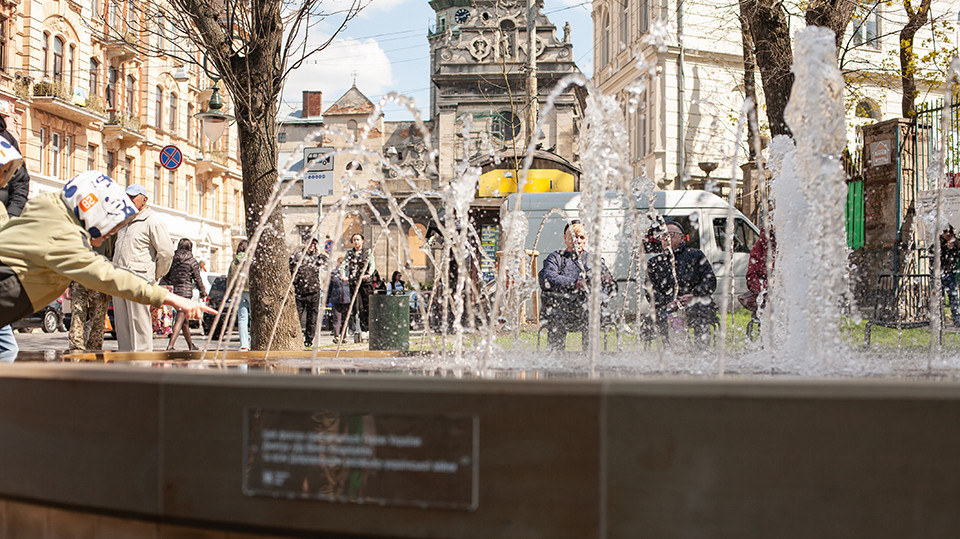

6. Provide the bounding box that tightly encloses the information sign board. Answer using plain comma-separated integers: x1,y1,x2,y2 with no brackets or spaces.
303,147,335,197
243,408,478,510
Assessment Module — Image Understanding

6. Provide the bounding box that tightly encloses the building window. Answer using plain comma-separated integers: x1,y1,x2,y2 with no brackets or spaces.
0,17,8,72
39,129,45,174
852,1,880,48
855,99,882,121
51,132,61,180
157,13,166,53
64,136,72,179
155,86,163,128
107,67,117,109
635,91,648,159
125,75,136,115
42,33,49,78
89,59,99,98
600,10,610,67
107,151,116,178
126,0,138,31
491,110,521,142
277,132,286,143
187,103,194,140
167,169,175,208
197,178,205,217
124,156,133,186
53,37,65,82
168,92,177,133
108,0,119,28
68,45,75,87
619,0,629,50
639,0,649,34
87,144,97,171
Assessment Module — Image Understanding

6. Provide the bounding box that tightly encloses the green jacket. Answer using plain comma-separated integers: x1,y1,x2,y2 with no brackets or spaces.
0,192,167,317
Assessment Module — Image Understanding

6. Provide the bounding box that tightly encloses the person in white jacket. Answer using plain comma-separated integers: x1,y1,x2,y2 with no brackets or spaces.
112,183,174,351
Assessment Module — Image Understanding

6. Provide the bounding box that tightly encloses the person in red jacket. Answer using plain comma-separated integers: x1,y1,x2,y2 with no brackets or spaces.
743,228,776,313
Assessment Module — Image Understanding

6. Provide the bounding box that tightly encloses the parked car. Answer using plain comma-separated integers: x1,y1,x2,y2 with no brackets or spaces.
13,296,65,333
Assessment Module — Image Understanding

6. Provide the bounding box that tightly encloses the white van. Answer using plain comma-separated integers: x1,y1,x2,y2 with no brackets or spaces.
500,190,760,314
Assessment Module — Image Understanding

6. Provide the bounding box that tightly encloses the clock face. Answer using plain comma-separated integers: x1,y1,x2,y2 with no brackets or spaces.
454,8,470,24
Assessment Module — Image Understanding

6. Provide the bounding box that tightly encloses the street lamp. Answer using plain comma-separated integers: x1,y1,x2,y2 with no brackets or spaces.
194,81,234,144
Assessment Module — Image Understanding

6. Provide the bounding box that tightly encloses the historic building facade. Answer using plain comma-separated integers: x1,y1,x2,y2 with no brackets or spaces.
278,88,438,285
2,0,243,272
591,0,960,203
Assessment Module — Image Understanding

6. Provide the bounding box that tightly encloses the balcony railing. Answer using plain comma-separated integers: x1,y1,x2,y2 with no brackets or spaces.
33,80,73,100
27,80,106,125
106,111,141,131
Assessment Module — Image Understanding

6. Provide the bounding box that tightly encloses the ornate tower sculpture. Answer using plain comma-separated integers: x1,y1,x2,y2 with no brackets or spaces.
427,0,582,189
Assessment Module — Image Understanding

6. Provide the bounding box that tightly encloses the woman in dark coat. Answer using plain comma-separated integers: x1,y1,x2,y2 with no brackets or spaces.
327,257,352,344
163,238,207,350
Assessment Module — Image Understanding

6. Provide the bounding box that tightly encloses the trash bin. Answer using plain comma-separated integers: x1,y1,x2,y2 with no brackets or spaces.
369,293,409,351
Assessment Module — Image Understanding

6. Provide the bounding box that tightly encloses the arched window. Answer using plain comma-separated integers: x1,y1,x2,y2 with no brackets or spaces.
347,119,358,142
155,86,163,128
855,99,881,121
619,0,629,50
600,10,611,67
125,74,136,115
346,160,363,172
53,37,64,81
168,92,178,132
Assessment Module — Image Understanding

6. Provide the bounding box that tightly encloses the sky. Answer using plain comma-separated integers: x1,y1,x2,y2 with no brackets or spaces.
279,0,594,122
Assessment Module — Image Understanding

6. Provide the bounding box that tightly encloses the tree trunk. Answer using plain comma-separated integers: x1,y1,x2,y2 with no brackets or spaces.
742,0,793,138
236,118,303,350
900,0,932,118
739,1,759,160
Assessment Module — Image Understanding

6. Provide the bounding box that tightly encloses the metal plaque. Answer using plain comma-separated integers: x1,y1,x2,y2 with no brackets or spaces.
242,408,478,510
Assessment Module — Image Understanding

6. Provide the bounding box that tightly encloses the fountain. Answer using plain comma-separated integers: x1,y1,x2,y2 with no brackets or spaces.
4,27,960,538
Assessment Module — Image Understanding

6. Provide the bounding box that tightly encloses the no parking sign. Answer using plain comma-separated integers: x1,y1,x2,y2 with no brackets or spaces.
160,145,182,170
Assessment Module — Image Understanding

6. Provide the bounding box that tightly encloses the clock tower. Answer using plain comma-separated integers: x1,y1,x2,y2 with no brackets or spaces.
426,0,583,187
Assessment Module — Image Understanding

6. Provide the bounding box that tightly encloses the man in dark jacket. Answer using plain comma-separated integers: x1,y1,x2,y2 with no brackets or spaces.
647,221,718,342
538,221,615,351
0,115,30,217
290,238,326,349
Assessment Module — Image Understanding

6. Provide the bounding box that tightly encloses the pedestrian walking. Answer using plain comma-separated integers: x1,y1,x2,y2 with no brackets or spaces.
227,239,250,350
112,183,174,351
290,238,326,349
163,238,207,350
344,233,375,338
328,257,351,344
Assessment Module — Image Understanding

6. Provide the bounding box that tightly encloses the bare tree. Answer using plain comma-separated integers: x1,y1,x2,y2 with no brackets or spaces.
104,0,366,349
740,0,858,138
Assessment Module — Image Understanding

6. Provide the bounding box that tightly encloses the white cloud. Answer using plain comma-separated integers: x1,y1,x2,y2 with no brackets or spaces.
280,37,395,117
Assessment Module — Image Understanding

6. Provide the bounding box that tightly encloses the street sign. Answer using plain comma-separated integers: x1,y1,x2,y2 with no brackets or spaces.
159,145,182,170
303,147,335,198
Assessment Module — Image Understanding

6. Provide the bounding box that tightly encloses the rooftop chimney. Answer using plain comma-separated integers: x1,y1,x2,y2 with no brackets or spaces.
303,91,323,118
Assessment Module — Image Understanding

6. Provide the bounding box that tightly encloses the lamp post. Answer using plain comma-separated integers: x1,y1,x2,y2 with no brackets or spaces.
194,81,234,145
